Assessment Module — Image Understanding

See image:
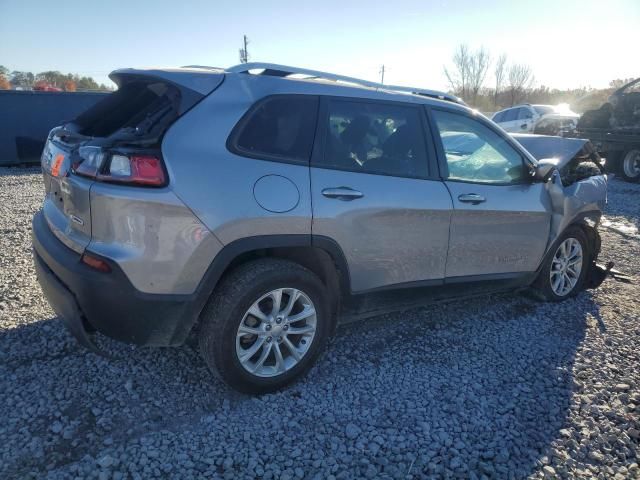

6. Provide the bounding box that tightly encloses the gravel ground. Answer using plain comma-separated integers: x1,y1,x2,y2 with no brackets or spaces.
1,168,638,479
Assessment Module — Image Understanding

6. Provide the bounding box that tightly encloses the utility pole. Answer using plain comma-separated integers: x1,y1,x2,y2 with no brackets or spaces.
379,65,385,85
239,35,250,64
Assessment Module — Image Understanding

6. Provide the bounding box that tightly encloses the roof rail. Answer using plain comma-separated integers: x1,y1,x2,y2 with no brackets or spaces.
226,62,464,105
180,65,225,71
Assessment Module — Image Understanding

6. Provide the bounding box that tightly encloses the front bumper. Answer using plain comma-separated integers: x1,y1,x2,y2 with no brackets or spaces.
32,210,200,348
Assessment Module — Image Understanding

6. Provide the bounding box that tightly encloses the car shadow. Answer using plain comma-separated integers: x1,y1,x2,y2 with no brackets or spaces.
0,289,597,478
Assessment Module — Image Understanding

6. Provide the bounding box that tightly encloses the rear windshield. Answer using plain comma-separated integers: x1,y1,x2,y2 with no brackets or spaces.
71,81,188,138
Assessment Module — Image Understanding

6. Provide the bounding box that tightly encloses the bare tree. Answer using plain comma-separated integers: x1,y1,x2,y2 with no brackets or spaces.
468,47,491,105
444,44,491,105
507,64,534,106
443,44,471,100
494,54,507,107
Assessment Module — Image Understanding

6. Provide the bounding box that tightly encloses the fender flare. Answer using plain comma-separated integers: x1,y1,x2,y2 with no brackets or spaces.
192,234,352,309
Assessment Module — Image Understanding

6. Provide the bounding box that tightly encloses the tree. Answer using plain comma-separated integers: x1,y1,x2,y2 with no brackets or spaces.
64,79,77,92
609,78,635,89
467,47,491,105
36,71,72,89
0,66,9,90
444,44,471,100
494,54,507,107
507,64,534,106
444,44,492,105
10,71,34,89
75,75,102,91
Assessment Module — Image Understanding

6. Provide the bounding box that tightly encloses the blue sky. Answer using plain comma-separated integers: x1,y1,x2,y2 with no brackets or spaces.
1,0,638,90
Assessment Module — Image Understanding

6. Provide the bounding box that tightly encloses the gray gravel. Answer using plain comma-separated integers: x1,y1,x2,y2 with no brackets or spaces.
1,167,638,479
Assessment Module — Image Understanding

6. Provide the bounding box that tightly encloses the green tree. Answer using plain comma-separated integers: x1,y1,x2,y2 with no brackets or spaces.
35,70,65,88
75,75,101,90
10,71,34,89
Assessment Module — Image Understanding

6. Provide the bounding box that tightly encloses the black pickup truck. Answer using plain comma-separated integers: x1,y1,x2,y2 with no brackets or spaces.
566,78,640,183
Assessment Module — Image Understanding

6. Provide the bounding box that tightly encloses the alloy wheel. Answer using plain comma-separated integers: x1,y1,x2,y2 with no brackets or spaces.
235,288,317,377
550,238,583,297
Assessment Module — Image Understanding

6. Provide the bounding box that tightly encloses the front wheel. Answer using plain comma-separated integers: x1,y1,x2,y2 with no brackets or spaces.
532,227,590,302
199,259,330,394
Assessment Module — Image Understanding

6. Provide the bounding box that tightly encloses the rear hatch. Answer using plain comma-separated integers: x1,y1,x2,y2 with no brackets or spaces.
40,67,224,253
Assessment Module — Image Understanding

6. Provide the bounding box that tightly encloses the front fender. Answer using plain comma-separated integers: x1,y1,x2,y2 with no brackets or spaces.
544,171,607,253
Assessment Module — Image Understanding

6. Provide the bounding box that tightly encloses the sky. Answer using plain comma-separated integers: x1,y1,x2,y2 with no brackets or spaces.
0,0,638,91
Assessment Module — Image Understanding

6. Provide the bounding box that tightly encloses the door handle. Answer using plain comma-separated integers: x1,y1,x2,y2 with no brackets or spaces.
458,193,486,205
321,187,364,201
520,123,528,129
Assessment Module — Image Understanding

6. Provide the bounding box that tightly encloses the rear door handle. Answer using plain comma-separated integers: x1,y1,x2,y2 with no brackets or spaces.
458,193,486,205
321,187,364,201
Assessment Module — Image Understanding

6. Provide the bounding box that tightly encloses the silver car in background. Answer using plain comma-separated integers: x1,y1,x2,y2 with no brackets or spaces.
493,104,580,135
32,63,607,393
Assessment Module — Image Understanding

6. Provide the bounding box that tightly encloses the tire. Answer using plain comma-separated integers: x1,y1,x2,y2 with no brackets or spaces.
199,258,330,394
620,149,640,183
531,227,590,302
604,151,623,175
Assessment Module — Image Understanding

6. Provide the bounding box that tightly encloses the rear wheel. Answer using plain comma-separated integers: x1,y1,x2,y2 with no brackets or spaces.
532,227,590,302
621,149,640,182
199,259,330,394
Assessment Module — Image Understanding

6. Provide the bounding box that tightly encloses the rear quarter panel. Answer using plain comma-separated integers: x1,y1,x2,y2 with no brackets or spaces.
88,184,222,295
162,76,316,245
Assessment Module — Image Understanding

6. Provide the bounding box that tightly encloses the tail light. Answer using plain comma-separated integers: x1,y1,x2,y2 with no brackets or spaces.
75,146,104,178
98,155,166,186
74,148,166,187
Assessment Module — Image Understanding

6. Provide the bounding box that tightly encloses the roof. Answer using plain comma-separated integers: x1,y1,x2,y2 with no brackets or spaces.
225,63,465,105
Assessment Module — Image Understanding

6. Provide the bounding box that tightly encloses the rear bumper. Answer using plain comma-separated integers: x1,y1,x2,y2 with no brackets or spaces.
32,210,200,347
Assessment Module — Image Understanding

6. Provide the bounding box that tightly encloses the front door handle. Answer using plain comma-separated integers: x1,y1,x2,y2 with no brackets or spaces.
321,187,364,201
520,123,528,129
458,193,486,205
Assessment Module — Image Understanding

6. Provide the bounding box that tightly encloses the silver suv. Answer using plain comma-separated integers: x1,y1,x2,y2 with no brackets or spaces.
32,63,607,393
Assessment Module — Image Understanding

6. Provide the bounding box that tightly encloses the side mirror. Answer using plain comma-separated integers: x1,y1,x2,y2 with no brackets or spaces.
533,159,559,182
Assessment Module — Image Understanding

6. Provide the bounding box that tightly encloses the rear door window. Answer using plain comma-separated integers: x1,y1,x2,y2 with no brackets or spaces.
518,107,533,120
315,99,429,178
502,108,519,122
231,95,319,163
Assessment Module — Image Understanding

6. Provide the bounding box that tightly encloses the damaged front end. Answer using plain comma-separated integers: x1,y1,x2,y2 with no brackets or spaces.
513,134,627,288
513,134,605,187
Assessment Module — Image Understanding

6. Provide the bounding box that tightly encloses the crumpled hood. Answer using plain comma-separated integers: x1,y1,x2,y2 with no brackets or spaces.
512,134,590,168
